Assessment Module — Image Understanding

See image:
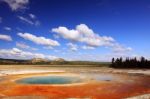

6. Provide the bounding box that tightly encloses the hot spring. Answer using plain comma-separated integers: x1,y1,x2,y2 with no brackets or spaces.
16,76,83,84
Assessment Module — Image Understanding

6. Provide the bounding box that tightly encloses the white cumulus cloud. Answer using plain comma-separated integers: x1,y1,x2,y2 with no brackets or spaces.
2,0,29,11
18,33,60,47
52,24,132,52
0,48,58,60
0,34,12,41
52,24,115,47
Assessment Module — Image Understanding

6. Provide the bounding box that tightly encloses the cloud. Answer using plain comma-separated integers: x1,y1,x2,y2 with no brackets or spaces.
82,45,95,50
16,42,38,50
52,24,115,47
63,53,107,62
18,16,34,25
16,42,29,49
18,15,40,26
0,34,12,41
2,0,29,11
16,27,23,31
67,43,78,51
53,34,60,39
29,13,36,19
113,45,132,52
28,13,40,26
43,46,53,50
52,24,132,52
18,33,60,47
0,48,58,60
4,27,11,31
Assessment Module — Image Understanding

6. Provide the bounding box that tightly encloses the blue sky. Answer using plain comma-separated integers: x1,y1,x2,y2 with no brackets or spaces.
0,0,150,61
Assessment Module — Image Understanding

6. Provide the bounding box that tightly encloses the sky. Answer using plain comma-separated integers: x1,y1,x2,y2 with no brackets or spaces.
0,0,150,61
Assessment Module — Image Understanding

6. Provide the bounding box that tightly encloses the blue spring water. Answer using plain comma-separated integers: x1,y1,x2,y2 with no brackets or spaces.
16,76,82,84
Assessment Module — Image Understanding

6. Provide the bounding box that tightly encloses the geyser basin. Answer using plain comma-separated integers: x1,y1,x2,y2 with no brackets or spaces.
91,74,114,81
16,76,82,84
80,73,115,81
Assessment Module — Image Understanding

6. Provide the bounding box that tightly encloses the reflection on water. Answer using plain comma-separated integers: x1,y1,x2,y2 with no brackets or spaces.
80,73,115,81
92,74,114,81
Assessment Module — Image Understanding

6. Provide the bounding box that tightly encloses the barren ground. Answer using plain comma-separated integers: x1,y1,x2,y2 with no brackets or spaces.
0,65,150,99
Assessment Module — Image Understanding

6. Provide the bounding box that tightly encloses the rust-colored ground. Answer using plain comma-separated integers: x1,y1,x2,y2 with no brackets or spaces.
0,73,150,99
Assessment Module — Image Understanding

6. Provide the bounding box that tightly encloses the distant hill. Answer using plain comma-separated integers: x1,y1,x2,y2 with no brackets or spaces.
53,58,65,62
30,58,48,63
0,58,110,66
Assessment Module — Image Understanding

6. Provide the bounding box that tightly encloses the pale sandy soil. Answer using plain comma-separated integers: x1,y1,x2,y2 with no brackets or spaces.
0,65,150,76
126,94,150,99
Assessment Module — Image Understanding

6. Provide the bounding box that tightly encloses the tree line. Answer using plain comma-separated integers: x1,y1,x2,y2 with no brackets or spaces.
110,57,150,68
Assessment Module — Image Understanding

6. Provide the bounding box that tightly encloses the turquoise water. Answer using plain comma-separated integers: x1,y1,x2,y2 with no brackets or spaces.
16,76,82,84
